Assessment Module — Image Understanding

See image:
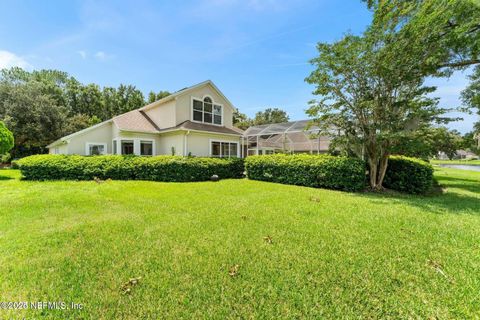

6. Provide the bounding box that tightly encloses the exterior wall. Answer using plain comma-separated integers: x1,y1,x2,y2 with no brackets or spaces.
144,99,176,129
66,122,113,155
186,132,241,157
157,131,185,156
48,144,68,154
175,84,234,128
113,130,162,155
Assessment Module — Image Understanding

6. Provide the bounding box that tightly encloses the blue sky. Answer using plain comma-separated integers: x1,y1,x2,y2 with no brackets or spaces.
0,0,477,133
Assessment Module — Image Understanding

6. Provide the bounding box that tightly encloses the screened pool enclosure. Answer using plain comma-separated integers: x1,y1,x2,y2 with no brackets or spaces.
242,120,331,156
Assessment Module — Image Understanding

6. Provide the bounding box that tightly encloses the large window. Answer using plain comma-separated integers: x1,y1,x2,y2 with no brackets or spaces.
121,140,134,155
211,141,238,158
192,96,222,125
140,141,153,156
86,143,106,155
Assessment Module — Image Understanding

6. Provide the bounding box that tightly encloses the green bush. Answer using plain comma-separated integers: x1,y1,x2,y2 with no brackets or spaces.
10,160,19,169
17,155,244,182
384,156,434,194
244,154,366,192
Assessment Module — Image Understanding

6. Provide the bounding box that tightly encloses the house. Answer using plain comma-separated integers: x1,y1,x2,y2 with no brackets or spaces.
47,80,244,158
243,120,331,155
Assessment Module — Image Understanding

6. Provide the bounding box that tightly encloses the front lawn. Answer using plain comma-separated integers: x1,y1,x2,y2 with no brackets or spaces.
0,167,479,318
431,159,480,165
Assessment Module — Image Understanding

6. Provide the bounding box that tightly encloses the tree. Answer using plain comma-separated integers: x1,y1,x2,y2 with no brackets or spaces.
390,127,462,160
233,109,252,130
147,90,171,103
116,84,145,114
461,131,480,154
0,121,14,155
306,0,480,190
63,114,102,136
462,65,480,134
0,81,67,157
75,83,104,118
252,108,289,125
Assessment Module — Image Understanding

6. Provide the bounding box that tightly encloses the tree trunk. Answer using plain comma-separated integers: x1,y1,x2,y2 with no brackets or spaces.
376,154,389,189
368,157,379,190
367,153,389,191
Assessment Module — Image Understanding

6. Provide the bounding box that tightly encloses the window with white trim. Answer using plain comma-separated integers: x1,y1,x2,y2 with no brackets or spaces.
87,143,107,155
192,96,222,125
121,140,134,155
211,141,238,158
140,141,153,156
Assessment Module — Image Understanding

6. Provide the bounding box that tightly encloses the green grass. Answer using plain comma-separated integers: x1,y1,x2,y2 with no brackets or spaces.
431,159,480,165
1,168,479,319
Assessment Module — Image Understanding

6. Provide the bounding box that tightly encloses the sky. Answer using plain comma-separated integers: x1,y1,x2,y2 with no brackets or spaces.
0,0,477,133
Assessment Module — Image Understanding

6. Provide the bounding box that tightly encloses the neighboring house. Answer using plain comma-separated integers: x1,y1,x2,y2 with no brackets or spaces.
243,120,331,155
47,80,244,158
454,149,478,160
438,149,479,160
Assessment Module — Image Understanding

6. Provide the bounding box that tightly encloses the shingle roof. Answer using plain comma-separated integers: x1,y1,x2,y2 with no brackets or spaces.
162,121,243,136
113,110,159,133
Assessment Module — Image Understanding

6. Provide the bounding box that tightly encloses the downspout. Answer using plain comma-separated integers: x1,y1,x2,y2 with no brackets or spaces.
184,130,190,156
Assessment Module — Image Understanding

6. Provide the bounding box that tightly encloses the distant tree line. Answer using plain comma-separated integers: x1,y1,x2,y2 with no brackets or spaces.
0,67,170,158
233,107,290,130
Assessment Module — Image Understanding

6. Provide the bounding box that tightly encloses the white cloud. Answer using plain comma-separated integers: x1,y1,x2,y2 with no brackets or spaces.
77,50,87,59
0,50,32,69
94,51,109,60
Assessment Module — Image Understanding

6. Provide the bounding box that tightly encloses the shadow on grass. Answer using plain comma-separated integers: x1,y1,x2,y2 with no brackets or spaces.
351,173,480,215
0,174,13,180
435,176,480,194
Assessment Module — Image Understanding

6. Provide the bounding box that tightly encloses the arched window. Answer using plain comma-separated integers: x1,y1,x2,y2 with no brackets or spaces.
192,96,222,125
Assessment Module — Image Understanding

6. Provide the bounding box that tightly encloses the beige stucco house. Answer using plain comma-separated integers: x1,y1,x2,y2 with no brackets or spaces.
47,80,244,158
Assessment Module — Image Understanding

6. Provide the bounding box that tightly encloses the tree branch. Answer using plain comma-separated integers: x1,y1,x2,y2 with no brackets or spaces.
438,59,480,69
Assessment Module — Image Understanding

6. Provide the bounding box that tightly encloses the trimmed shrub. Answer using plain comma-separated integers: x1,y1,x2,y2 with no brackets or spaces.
17,155,244,182
384,155,434,194
244,154,366,191
10,160,19,169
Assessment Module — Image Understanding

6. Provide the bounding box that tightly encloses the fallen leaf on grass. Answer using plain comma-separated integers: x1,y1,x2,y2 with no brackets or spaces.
228,265,240,277
121,276,142,294
263,235,273,244
94,177,104,184
427,259,454,283
400,228,414,234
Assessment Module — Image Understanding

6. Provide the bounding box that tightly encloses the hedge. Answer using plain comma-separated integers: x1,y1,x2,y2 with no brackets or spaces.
16,154,433,194
17,155,244,182
384,155,434,194
244,154,366,192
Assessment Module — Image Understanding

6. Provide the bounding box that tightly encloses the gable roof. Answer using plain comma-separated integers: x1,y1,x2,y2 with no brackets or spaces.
140,80,236,112
46,119,113,148
112,109,159,133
